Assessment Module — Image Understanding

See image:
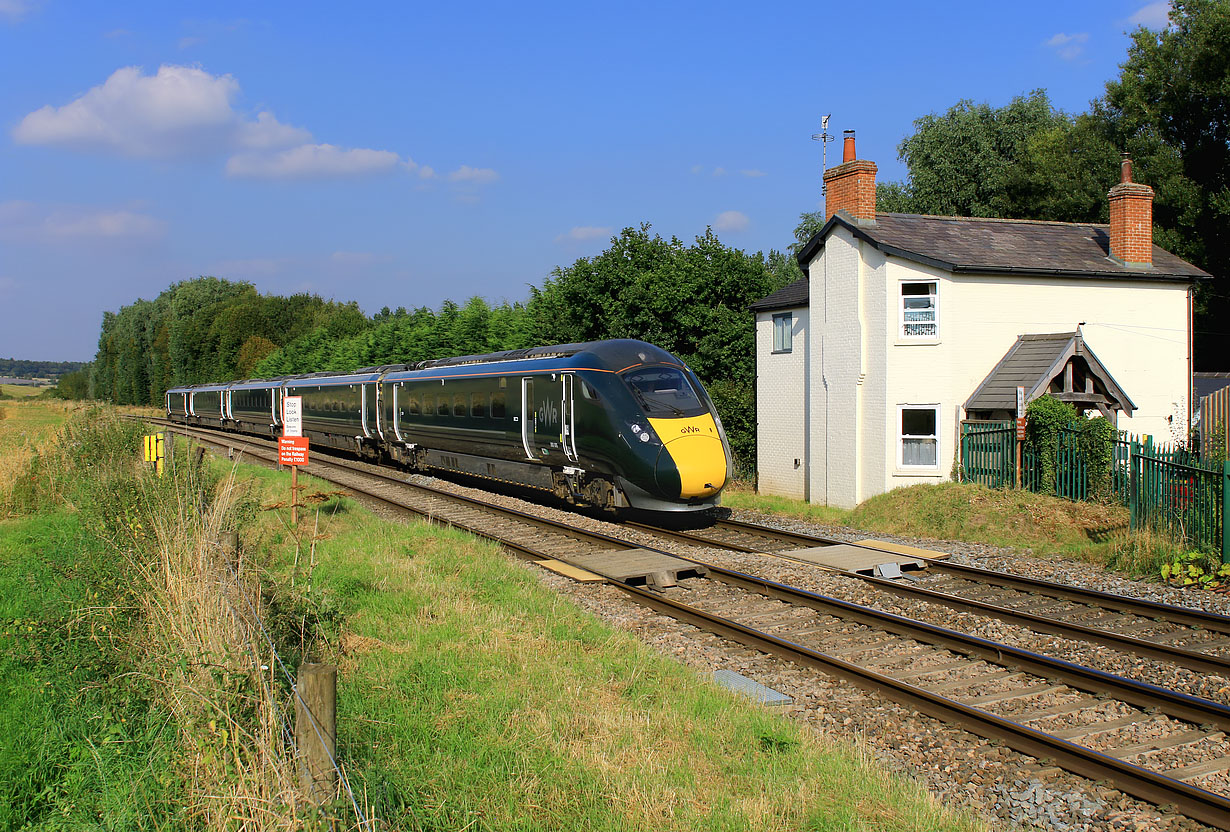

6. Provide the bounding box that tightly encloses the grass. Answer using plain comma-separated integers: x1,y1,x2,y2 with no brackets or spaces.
727,479,1204,580
0,383,46,399
0,398,80,513
233,462,986,831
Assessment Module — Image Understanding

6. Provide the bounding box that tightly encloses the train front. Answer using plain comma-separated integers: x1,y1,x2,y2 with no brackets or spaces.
617,363,731,511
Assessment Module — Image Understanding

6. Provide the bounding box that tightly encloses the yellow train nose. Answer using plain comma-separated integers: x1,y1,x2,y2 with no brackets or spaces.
648,415,729,499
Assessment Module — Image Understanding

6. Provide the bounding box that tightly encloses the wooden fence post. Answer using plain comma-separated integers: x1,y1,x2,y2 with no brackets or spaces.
295,663,337,803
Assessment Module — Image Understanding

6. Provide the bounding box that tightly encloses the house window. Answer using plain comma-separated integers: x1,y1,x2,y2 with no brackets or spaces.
899,406,938,468
772,313,792,353
900,282,938,338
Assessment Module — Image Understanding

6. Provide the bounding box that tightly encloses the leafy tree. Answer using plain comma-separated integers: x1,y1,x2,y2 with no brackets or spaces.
1096,0,1230,362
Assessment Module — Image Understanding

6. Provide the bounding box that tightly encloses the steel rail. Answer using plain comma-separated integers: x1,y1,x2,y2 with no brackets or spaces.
627,518,1230,675
708,516,1230,634
617,580,1230,832
635,521,1230,676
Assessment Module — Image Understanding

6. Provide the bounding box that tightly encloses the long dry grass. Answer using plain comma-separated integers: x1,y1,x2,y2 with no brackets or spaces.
134,466,308,829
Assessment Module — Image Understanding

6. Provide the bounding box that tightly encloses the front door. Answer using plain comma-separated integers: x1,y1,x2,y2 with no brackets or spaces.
521,374,575,461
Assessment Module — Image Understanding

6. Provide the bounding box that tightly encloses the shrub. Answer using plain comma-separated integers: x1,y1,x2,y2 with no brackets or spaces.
1024,395,1077,492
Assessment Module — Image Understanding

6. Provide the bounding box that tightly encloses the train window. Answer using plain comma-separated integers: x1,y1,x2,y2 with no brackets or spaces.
437,395,449,416
620,367,707,417
453,393,466,417
407,393,420,416
491,392,506,419
579,379,600,400
470,392,486,418
499,377,507,389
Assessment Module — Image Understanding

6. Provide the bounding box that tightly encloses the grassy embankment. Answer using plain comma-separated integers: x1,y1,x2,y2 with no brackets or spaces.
723,481,1195,578
1,401,987,831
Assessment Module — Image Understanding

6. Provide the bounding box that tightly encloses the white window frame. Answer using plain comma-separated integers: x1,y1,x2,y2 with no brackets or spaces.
897,404,940,470
899,280,939,340
771,312,792,353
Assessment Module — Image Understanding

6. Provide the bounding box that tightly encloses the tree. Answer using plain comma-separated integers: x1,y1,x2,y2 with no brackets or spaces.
1096,0,1230,362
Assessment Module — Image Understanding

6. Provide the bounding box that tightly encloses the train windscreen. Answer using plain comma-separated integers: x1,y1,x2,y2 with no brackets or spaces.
620,367,708,417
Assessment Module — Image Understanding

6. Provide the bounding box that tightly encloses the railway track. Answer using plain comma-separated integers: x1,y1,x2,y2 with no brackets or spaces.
627,517,1230,677
142,418,1230,829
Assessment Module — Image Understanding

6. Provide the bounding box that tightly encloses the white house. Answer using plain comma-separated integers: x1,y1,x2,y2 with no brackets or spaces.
751,132,1210,508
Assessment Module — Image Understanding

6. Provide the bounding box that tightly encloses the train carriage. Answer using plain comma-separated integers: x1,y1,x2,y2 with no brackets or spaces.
166,340,731,513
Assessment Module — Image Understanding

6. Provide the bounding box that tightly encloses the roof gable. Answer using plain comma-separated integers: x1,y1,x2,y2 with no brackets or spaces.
965,331,1136,416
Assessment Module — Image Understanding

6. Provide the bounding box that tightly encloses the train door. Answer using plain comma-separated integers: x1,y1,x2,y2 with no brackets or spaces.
520,374,576,462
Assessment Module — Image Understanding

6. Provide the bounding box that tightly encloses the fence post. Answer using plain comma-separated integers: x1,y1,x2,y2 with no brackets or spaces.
1223,461,1229,566
296,663,338,803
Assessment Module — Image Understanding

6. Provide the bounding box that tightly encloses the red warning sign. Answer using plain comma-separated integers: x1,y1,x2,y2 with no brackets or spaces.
278,436,309,466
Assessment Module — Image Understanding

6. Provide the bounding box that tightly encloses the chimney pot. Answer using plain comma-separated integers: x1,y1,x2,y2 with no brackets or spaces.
1121,153,1132,184
842,130,856,163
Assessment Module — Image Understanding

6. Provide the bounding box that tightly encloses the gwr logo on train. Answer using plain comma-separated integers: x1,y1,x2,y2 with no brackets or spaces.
536,399,561,430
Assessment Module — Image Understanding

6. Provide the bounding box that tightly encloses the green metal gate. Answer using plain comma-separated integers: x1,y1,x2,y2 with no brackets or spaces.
960,421,1015,489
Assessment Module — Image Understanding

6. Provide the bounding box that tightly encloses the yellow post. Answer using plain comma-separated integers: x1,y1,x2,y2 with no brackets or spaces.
155,433,164,477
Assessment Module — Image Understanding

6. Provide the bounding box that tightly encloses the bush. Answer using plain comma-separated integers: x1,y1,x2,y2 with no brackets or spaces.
1024,395,1077,492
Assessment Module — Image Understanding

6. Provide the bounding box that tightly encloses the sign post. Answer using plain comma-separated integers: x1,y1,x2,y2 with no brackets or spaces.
143,433,165,477
1015,386,1027,489
280,396,307,524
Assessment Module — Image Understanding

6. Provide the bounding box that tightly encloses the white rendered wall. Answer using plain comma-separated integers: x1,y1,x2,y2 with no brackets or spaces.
877,258,1191,496
755,307,809,499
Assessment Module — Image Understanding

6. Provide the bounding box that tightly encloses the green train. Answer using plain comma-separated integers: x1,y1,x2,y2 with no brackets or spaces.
167,339,731,513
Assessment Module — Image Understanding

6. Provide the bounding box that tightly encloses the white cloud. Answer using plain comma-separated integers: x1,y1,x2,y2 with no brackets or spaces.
178,36,205,50
0,0,33,22
713,210,749,233
417,165,435,179
1129,1,1171,28
740,169,766,178
1045,32,1089,61
226,143,403,179
447,165,499,184
712,166,727,177
0,200,166,241
690,164,704,175
555,226,612,244
14,65,258,157
13,64,438,182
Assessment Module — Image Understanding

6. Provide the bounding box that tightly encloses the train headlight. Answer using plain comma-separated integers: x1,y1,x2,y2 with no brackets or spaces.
628,422,659,445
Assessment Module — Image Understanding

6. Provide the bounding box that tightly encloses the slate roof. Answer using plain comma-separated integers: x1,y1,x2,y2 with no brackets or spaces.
964,331,1135,414
748,278,808,312
792,212,1211,284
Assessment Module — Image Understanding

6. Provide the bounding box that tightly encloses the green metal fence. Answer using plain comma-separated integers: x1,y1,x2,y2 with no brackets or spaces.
960,421,1229,562
959,421,1015,488
1129,452,1224,556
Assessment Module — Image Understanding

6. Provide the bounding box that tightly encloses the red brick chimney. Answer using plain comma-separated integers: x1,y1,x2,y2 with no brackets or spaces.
823,130,877,224
1107,154,1154,267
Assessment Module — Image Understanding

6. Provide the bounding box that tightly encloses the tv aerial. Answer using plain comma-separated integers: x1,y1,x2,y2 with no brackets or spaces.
811,114,833,193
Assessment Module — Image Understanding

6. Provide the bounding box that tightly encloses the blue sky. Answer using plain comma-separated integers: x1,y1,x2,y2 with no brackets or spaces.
0,0,1172,361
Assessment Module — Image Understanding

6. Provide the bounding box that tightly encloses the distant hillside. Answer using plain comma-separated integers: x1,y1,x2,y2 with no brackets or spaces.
0,358,88,380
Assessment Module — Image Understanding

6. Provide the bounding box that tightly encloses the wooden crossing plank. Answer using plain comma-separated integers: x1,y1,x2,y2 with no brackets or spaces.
856,539,951,561
534,559,606,582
